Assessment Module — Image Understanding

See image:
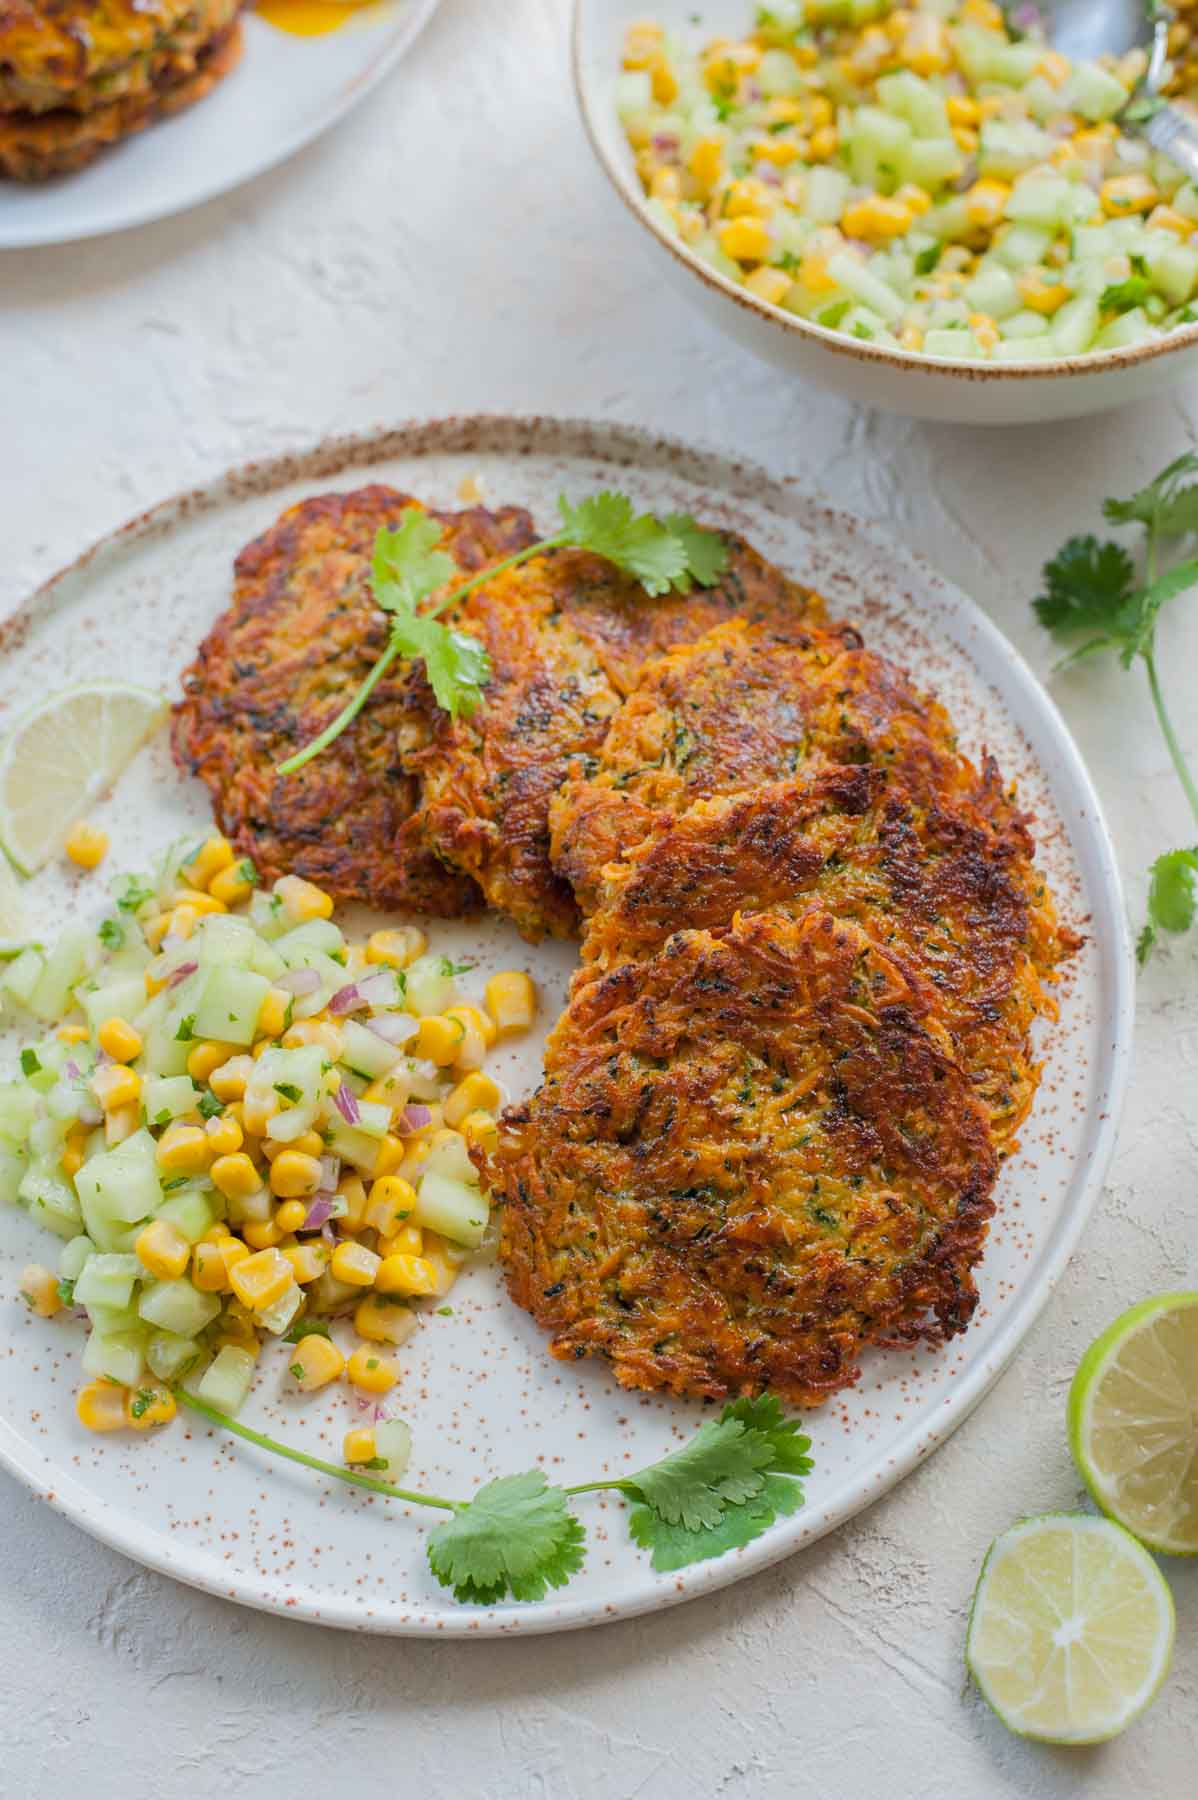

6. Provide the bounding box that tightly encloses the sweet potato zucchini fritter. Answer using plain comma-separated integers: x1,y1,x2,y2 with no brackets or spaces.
171,486,537,916
407,537,823,941
488,909,998,1407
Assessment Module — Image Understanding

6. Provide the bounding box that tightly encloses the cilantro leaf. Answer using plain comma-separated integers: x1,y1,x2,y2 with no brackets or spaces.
1099,277,1153,316
721,1392,816,1476
557,492,690,597
623,1415,775,1529
426,1471,586,1606
282,1318,331,1344
1140,846,1198,968
372,511,457,617
1104,452,1198,538
97,917,125,951
19,1048,40,1077
628,1471,807,1572
1033,535,1138,640
392,614,491,719
663,512,731,592
115,874,155,914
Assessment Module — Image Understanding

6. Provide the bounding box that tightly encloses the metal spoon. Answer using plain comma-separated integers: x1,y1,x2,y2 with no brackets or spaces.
1041,0,1198,183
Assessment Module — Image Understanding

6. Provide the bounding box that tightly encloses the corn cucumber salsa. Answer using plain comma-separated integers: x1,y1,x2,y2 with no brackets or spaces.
618,1,1198,362
4,834,537,1472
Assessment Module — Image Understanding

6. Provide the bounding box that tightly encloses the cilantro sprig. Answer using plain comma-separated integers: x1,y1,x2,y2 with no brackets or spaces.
276,494,729,775
1034,452,1198,963
175,1388,811,1608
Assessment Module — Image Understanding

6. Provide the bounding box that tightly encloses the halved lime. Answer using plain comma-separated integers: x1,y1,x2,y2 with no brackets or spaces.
1068,1293,1198,1556
0,682,166,875
0,850,29,954
966,1513,1174,1744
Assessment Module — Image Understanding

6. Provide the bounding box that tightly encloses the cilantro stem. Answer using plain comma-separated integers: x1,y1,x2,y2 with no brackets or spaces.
1144,649,1198,827
277,639,404,776
175,1390,459,1512
422,531,570,622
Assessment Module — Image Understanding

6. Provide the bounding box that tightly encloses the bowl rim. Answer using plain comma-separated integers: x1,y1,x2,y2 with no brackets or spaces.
572,0,1198,384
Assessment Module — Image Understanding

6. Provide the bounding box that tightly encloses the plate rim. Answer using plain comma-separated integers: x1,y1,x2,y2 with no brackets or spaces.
0,0,443,251
0,413,1136,1636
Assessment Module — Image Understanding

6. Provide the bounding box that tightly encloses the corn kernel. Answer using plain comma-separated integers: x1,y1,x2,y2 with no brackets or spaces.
843,195,913,241
718,217,771,262
414,1014,464,1067
650,54,677,105
253,987,291,1042
165,904,197,943
964,178,1011,231
60,1124,88,1179
209,1055,254,1101
484,970,537,1038
155,1121,210,1175
127,1385,176,1430
187,1041,234,1084
288,1333,345,1391
93,1062,141,1112
281,1018,344,1057
20,1263,61,1317
808,125,839,162
105,1103,139,1147
171,887,226,917
378,1223,423,1260
219,1238,252,1281
65,822,108,869
420,1233,462,1299
204,1112,243,1158
376,1253,440,1298
751,135,802,168
181,836,234,890
57,1022,90,1044
460,1110,499,1157
363,1069,410,1114
346,1346,399,1394
798,252,838,295
1101,174,1159,216
77,1380,128,1432
97,1016,142,1063
1148,205,1192,236
443,1071,501,1130
969,312,1000,352
363,1174,416,1238
902,13,949,75
1018,270,1070,314
336,1172,369,1233
230,1246,294,1313
135,1219,191,1280
192,1241,231,1293
291,1129,326,1159
208,860,257,908
953,125,980,154
274,875,333,922
330,1240,381,1288
744,266,792,306
373,1133,405,1179
725,177,773,220
1034,49,1071,86
899,324,925,352
269,1150,323,1199
210,1151,264,1202
282,1241,329,1285
242,1217,283,1251
343,1426,379,1465
354,1293,418,1346
946,94,980,127
894,184,932,219
274,1198,307,1234
366,926,426,969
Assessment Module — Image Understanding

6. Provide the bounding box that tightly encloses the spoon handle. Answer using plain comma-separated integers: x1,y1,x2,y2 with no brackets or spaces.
1138,102,1198,187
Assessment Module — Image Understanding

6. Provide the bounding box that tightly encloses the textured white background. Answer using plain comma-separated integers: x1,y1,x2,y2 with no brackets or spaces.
1,1,1196,1794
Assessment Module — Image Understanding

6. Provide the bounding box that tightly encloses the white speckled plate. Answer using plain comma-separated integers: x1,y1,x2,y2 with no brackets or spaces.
0,417,1133,1635
0,1,441,250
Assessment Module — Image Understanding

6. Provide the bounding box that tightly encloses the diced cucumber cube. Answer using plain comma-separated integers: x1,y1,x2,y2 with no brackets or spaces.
1173,182,1198,223
414,1171,490,1249
0,1080,36,1147
75,1128,161,1224
1000,307,1053,339
848,105,911,188
991,41,1042,86
992,222,1055,269
143,1074,200,1127
992,335,1061,361
192,965,270,1046
1063,61,1129,124
28,924,94,1022
0,1146,26,1206
1052,294,1099,356
1144,241,1198,306
424,1132,479,1187
196,1344,256,1415
193,914,257,968
137,1279,221,1338
273,920,344,959
81,975,147,1034
325,1117,386,1175
757,48,802,97
59,1234,95,1281
373,1419,412,1478
804,166,851,224
20,1161,82,1234
1006,175,1078,229
155,1187,218,1243
82,1327,146,1387
257,1283,302,1337
963,264,1021,319
979,119,1052,180
876,71,949,140
84,1302,143,1335
76,1253,140,1312
146,1331,202,1384
827,253,905,323
1097,307,1156,349
403,954,460,1019
924,328,983,358
339,1019,404,1081
2,946,45,1010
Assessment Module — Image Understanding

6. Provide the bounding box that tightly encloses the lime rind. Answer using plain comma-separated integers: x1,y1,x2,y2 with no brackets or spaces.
1068,1293,1198,1558
966,1512,1175,1746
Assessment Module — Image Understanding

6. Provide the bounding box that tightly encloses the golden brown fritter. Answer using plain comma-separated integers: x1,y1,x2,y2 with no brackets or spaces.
0,7,242,180
0,0,202,113
580,770,1078,1149
171,486,538,916
405,537,823,941
549,614,988,917
487,908,998,1407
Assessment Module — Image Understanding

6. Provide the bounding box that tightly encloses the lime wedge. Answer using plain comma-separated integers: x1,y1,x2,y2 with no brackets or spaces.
0,682,166,875
1068,1293,1198,1556
966,1513,1174,1744
0,850,29,954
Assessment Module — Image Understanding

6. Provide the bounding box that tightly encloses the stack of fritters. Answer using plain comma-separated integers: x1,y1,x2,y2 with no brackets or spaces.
0,0,244,180
174,489,1078,1409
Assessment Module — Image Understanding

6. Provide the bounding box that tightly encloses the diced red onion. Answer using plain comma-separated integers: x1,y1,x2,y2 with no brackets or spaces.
357,970,400,1008
952,158,978,193
652,131,678,156
64,1060,81,1081
329,982,364,1015
277,967,321,996
166,959,198,989
301,1195,334,1231
333,1081,360,1125
316,1153,341,1194
366,1012,418,1046
320,1221,335,1245
78,1099,103,1127
400,1103,432,1134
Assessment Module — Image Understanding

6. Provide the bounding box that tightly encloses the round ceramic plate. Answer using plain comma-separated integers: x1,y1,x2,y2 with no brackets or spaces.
0,1,441,250
0,416,1133,1636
